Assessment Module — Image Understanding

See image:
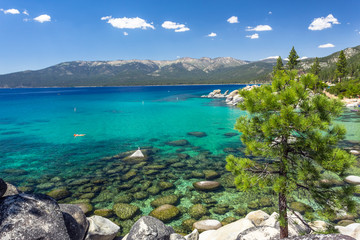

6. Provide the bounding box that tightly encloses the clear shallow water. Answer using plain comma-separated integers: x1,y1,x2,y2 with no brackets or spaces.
0,85,246,180
1,85,359,235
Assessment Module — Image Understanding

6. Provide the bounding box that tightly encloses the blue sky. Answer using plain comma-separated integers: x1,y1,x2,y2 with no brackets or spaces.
0,0,359,74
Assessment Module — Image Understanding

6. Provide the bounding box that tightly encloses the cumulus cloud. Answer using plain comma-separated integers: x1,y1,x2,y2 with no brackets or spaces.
246,25,272,31
34,14,51,23
207,32,217,37
103,16,155,30
308,14,340,31
23,10,29,15
124,32,128,36
268,11,272,15
1,8,20,14
246,33,259,39
101,16,112,21
318,43,335,48
162,21,190,32
227,16,238,24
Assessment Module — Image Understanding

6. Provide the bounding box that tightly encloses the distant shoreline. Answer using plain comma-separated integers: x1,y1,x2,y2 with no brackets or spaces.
0,83,261,90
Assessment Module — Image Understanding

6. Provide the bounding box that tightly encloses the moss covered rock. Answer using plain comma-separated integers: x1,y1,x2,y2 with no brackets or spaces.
182,218,197,232
158,181,174,190
151,195,179,208
259,197,273,208
113,203,140,220
133,191,148,200
147,185,161,195
122,170,137,180
221,216,237,225
189,204,208,219
234,208,247,216
114,194,133,203
47,188,71,200
203,170,220,180
212,207,227,215
150,204,180,223
247,201,259,210
94,209,114,218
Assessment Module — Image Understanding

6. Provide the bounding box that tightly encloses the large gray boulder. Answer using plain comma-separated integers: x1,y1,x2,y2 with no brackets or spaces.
126,216,175,240
85,215,120,240
60,204,89,240
0,193,70,240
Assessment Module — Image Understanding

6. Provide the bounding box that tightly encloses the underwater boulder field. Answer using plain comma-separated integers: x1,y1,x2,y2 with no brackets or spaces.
1,86,360,236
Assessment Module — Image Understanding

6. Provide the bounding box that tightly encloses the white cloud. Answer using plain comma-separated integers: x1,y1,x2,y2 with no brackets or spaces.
262,56,279,60
308,14,340,31
162,21,190,32
207,32,217,37
101,16,112,21
268,11,272,15
227,16,238,24
105,17,154,30
23,10,29,15
246,25,272,31
2,8,20,14
318,43,335,48
124,32,128,36
246,33,259,39
34,14,51,23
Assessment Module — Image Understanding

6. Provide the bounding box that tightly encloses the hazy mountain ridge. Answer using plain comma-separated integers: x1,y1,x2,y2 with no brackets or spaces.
0,45,359,88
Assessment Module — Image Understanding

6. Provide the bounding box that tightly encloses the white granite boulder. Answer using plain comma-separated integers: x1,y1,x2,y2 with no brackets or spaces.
60,204,89,240
193,219,222,232
85,215,120,240
184,229,199,240
198,218,254,240
245,210,270,226
336,223,360,240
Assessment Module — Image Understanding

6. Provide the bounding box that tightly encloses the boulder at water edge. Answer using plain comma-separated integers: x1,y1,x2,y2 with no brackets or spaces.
235,226,279,240
193,219,222,232
85,215,120,240
336,223,360,240
344,176,360,185
60,204,89,240
198,218,254,240
0,178,7,197
245,210,269,226
126,216,175,240
0,193,71,240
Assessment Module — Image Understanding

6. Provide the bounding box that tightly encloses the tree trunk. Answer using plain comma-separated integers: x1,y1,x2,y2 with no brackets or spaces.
279,191,288,238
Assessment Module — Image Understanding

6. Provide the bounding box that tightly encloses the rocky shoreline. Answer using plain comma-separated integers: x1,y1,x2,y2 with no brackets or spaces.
1,141,360,239
0,180,358,240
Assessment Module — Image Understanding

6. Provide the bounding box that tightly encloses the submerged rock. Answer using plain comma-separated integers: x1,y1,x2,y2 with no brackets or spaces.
150,204,180,223
166,139,190,146
151,195,179,208
93,209,114,218
224,132,239,137
113,203,140,220
0,193,71,240
193,181,220,191
47,188,71,200
189,204,208,219
187,132,207,138
345,176,360,185
203,170,220,180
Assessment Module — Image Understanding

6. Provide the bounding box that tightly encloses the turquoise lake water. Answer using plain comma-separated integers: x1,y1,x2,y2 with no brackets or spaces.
1,85,359,235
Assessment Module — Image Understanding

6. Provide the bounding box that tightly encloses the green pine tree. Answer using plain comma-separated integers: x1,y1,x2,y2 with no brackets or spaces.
273,56,284,74
287,46,299,70
310,57,321,76
335,50,348,82
226,70,356,238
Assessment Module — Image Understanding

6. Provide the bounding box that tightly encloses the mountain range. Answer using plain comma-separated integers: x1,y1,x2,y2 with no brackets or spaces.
0,45,359,88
